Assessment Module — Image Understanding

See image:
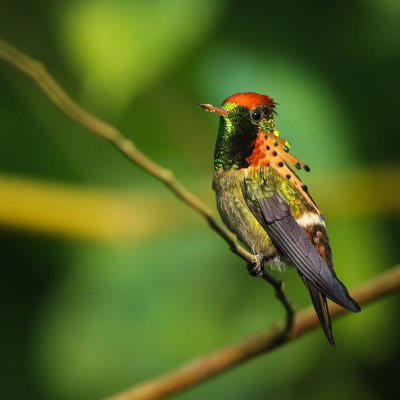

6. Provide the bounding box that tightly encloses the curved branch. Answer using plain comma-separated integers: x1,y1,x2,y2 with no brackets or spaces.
104,265,400,400
0,38,256,264
0,39,297,323
0,38,298,333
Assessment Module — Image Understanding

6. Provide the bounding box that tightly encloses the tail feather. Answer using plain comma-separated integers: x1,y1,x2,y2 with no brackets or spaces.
303,276,335,347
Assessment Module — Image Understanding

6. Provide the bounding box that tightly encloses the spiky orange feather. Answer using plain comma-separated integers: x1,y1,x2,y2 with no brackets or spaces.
246,131,318,213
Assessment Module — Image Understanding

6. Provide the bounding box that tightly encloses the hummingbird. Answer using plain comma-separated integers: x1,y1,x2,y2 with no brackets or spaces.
200,92,360,346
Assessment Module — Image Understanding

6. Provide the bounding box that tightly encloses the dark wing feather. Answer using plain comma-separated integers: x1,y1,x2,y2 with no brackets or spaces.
302,276,335,347
252,192,360,313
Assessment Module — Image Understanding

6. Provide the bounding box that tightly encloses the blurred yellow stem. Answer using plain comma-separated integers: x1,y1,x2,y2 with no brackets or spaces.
0,168,398,241
0,173,190,241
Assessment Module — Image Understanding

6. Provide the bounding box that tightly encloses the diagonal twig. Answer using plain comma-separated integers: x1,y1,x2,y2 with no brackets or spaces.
0,38,295,327
0,38,255,265
103,265,400,400
0,35,296,357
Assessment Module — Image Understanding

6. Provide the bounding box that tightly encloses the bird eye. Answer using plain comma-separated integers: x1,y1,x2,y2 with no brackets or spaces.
250,108,263,122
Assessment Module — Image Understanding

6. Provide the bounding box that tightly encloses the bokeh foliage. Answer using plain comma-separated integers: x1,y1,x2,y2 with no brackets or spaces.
0,1,399,399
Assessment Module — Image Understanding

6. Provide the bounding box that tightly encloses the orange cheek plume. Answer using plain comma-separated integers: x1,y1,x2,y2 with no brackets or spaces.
246,131,318,213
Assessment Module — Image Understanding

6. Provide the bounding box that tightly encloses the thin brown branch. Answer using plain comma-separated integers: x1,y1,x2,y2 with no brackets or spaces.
0,39,296,330
1,38,295,323
104,265,400,400
0,39,297,327
0,37,256,265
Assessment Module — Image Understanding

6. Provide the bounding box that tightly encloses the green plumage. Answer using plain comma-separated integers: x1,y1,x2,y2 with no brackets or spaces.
213,166,312,259
202,92,360,346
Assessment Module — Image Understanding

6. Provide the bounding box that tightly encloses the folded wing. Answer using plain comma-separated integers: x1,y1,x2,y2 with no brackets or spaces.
247,190,360,313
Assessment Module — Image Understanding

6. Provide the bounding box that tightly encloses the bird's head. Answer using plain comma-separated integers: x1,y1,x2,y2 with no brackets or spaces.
200,92,280,171
200,92,276,130
201,92,312,200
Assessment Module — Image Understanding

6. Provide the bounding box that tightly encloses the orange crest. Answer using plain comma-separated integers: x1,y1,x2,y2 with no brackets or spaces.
222,92,275,108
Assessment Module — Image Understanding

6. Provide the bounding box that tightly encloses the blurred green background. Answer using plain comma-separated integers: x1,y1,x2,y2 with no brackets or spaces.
1,1,399,399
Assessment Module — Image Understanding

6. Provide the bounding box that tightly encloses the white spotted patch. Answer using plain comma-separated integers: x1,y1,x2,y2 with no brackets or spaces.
296,212,325,228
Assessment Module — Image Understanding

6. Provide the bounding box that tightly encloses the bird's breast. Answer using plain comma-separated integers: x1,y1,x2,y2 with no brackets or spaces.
212,168,275,257
212,166,324,262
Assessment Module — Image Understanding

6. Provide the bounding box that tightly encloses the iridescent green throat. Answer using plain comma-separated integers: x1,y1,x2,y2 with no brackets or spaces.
213,103,276,171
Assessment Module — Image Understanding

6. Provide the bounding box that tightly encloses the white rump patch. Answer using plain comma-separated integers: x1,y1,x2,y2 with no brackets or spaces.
296,212,325,228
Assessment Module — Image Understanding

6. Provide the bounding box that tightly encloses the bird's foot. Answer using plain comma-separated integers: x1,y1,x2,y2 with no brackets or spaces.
247,255,264,277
